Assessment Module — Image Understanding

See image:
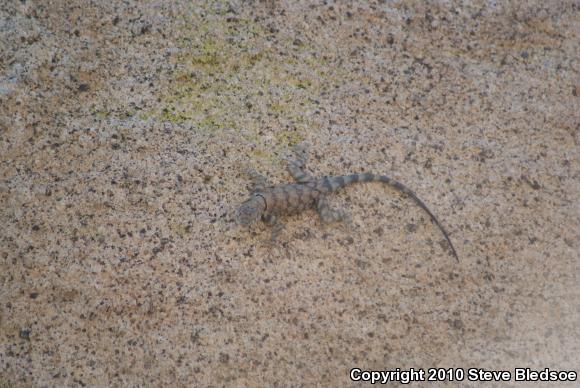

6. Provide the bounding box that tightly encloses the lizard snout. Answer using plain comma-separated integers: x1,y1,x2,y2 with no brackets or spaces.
235,198,263,225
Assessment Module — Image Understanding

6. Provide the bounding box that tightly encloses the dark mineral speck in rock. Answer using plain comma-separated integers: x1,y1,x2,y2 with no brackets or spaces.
78,83,89,92
219,353,230,363
20,329,31,340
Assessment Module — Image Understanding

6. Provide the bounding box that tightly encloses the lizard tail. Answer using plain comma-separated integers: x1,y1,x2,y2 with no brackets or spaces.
329,173,459,262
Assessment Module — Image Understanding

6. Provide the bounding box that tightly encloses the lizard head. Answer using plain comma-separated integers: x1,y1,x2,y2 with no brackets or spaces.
235,195,266,225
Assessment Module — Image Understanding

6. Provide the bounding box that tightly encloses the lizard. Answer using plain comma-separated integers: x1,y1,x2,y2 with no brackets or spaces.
235,146,459,262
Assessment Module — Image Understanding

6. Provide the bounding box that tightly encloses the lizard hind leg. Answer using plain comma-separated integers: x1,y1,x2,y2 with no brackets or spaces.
316,196,353,230
287,143,313,183
245,168,268,192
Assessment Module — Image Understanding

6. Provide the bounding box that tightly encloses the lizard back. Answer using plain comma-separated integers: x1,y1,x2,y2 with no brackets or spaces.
256,182,321,216
254,172,458,261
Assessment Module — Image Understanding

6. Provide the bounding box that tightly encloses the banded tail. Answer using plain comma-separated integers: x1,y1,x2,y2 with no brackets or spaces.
319,173,459,262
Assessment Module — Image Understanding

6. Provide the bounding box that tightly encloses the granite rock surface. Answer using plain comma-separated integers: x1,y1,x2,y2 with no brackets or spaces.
1,1,578,386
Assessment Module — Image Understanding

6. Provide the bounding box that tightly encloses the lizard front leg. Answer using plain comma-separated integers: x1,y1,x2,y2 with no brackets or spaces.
263,214,285,241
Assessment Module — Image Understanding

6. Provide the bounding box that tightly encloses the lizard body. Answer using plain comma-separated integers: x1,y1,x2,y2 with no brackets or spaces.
236,149,459,262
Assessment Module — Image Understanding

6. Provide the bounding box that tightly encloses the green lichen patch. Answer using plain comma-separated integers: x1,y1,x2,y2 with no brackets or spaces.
148,4,348,160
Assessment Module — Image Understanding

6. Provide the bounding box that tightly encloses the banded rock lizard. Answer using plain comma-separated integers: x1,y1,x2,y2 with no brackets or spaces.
236,147,459,261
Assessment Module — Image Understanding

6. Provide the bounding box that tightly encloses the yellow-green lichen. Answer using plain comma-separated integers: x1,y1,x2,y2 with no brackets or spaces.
147,4,346,158
168,222,190,238
275,130,305,147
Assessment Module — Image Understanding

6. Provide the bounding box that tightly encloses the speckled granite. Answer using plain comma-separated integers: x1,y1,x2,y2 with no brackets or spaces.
1,1,578,387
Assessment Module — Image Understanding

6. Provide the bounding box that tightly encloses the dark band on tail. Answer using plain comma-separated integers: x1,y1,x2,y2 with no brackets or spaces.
337,173,459,262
